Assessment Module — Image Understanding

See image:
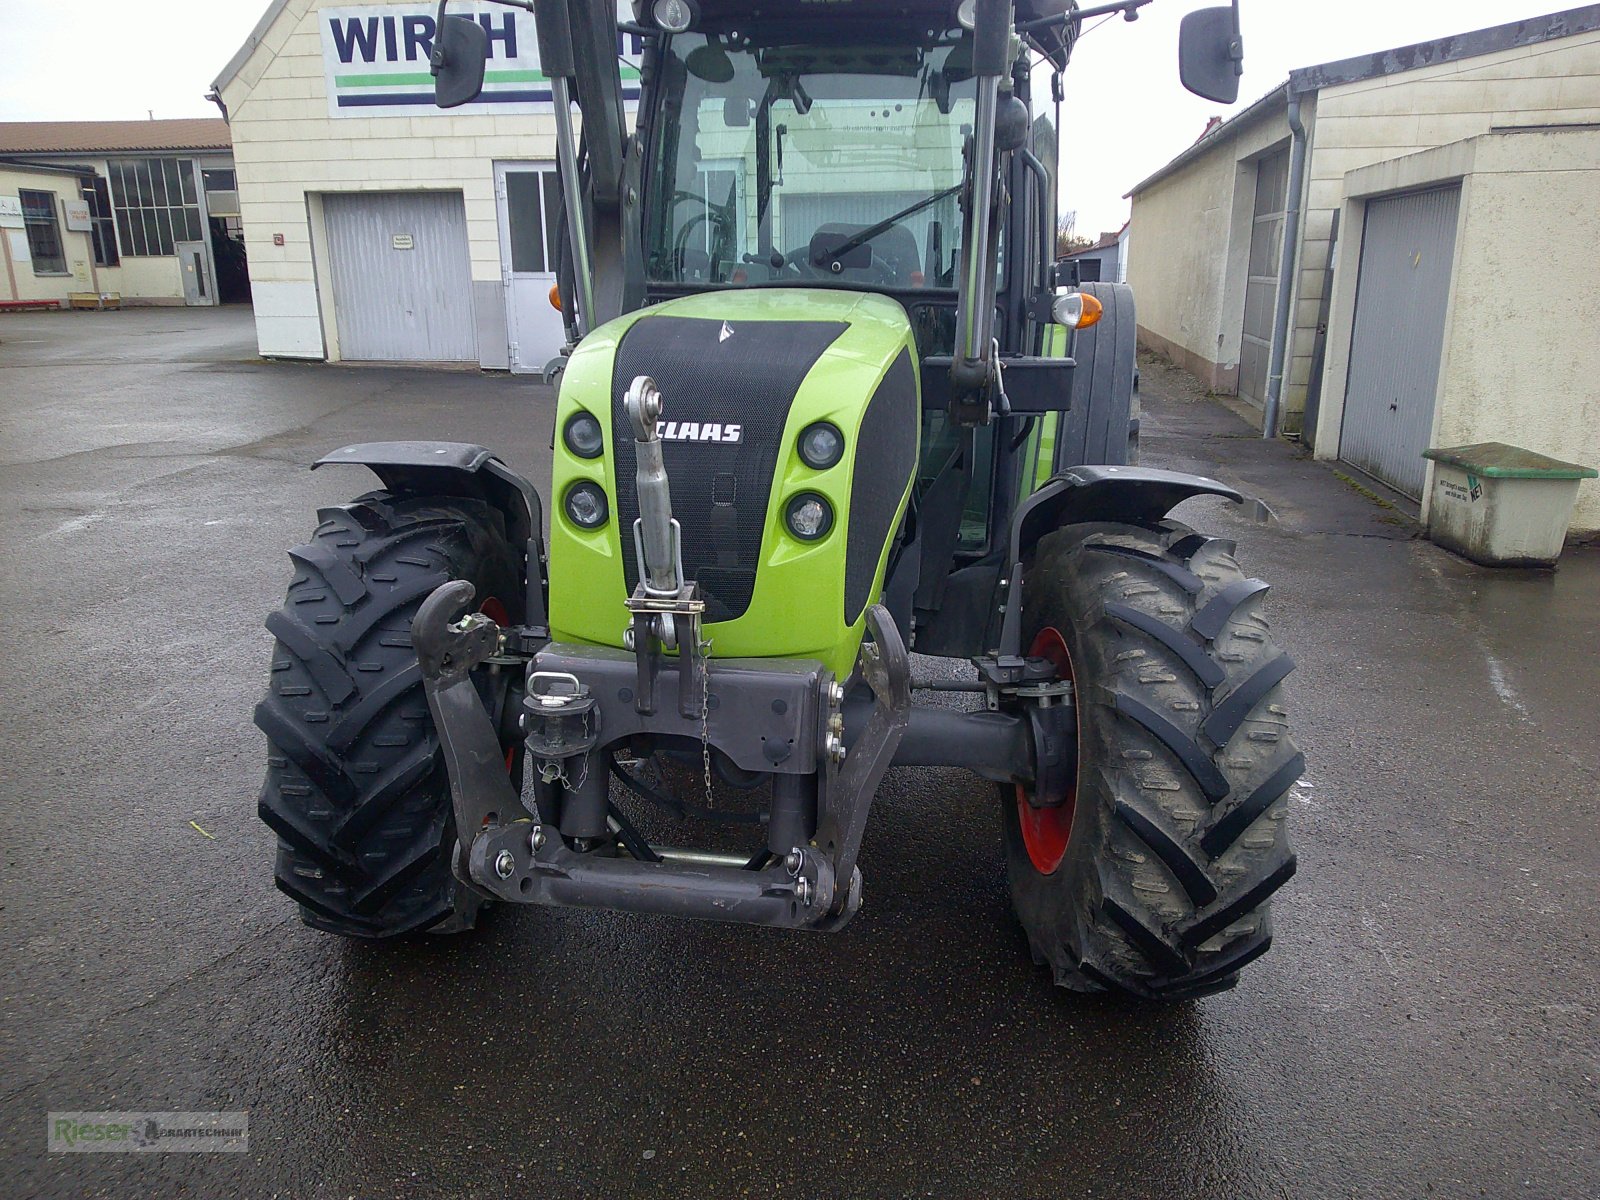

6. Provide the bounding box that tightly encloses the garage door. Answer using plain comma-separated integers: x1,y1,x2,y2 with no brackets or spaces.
1238,148,1289,410
1338,185,1461,499
323,192,475,362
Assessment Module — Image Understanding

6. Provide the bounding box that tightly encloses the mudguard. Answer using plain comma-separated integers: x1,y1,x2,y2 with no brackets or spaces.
1010,464,1244,564
314,440,546,626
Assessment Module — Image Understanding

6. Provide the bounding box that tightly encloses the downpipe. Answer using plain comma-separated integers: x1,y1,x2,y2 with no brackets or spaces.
1263,91,1308,440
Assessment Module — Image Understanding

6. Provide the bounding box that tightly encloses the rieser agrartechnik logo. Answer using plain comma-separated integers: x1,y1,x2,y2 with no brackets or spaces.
48,1111,249,1154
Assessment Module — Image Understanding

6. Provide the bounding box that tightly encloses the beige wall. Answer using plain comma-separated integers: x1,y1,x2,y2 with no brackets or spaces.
1284,29,1600,431
220,0,560,362
1316,129,1600,533
1126,102,1291,393
0,167,96,304
2,153,212,305
1130,28,1600,434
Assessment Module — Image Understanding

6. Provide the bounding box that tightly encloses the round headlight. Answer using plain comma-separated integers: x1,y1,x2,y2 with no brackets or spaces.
563,411,604,459
798,421,845,470
653,0,696,34
785,492,834,541
564,481,609,529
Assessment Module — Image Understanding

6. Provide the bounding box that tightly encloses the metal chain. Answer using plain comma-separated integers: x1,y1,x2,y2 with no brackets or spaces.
699,634,715,811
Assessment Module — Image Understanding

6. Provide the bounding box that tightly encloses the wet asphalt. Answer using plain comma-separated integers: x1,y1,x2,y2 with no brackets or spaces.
1,308,1596,1199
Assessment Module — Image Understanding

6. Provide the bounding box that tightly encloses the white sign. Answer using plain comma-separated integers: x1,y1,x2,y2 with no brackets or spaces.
0,196,22,230
8,229,30,264
319,3,641,119
392,233,414,250
64,199,93,232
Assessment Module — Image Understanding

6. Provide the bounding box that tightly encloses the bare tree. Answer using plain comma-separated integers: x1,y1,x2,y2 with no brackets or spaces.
1055,211,1091,259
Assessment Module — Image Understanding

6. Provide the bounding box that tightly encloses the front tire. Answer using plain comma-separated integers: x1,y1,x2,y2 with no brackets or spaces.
254,491,521,938
1003,521,1300,999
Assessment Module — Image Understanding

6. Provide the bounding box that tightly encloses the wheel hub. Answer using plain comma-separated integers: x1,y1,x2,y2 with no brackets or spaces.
1016,626,1078,875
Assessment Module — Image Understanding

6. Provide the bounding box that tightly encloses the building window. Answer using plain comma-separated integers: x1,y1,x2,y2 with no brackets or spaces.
81,176,120,267
107,157,204,257
19,189,68,275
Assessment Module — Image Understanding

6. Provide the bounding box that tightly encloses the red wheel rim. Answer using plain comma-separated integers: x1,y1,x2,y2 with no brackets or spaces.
1016,626,1077,875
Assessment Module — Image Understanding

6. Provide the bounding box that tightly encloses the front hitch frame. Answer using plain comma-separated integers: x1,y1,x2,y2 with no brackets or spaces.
411,579,524,892
811,604,912,927
414,573,915,929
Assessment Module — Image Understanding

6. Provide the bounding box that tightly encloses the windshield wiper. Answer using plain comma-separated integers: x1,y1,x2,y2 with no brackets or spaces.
812,183,963,265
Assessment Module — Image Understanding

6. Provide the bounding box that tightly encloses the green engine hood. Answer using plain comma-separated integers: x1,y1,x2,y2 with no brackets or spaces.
547,289,921,681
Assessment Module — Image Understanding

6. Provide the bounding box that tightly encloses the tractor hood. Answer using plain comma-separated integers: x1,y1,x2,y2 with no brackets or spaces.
547,289,920,679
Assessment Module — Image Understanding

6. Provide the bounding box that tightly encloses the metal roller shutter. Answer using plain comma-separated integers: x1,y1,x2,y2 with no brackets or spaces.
323,191,476,363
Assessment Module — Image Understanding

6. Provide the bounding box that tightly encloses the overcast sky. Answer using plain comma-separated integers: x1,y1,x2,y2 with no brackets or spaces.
0,0,1576,232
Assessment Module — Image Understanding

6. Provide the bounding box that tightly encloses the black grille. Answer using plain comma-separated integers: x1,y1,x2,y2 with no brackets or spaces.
612,315,849,622
845,347,920,624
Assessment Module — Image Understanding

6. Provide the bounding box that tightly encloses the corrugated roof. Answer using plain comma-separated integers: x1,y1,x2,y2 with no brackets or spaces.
0,119,231,155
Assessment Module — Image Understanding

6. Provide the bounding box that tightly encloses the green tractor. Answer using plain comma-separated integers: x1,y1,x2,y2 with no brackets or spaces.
256,0,1299,1000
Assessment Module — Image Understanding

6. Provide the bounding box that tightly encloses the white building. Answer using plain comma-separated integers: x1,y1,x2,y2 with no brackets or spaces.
1125,4,1600,533
0,119,242,308
1058,221,1128,285
213,0,639,372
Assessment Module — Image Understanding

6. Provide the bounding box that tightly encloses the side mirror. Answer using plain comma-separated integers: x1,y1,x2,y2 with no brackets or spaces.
432,14,489,109
1178,3,1243,105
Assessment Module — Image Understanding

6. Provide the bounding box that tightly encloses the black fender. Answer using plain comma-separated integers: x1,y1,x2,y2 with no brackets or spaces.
1010,465,1243,565
314,441,546,627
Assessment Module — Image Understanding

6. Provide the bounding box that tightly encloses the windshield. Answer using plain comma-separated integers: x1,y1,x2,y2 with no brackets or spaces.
645,28,976,291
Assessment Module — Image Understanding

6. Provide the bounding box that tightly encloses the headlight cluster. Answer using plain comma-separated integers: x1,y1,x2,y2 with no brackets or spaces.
786,419,843,540
561,410,609,529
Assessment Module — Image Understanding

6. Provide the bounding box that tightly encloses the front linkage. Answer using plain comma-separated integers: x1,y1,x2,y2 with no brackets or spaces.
412,375,918,931
414,580,909,931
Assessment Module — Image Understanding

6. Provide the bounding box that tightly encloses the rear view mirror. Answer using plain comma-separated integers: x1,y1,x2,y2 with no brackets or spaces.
1178,3,1244,105
432,14,489,109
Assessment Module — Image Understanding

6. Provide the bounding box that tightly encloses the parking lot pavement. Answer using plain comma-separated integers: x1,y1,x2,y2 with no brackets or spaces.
2,308,1596,1199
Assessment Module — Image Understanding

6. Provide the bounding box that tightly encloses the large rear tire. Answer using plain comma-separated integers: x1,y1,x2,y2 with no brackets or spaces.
254,491,521,938
1003,521,1299,999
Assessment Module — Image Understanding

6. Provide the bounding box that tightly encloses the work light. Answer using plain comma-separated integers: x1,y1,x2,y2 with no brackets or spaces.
785,493,834,541
564,481,609,529
798,421,845,470
653,0,697,33
564,411,605,459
